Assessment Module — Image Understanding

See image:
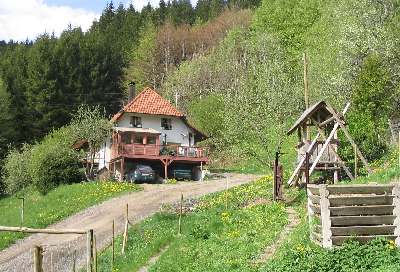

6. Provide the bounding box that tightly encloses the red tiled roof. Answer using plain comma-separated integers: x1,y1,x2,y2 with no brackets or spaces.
111,87,184,122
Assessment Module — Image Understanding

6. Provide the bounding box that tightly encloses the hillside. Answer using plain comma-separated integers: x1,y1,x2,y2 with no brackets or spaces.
0,1,257,196
161,0,400,173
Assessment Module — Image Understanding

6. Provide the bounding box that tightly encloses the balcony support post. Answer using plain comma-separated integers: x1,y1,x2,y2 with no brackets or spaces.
120,158,125,182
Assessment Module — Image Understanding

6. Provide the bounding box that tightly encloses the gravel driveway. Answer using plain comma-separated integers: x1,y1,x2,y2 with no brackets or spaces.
0,173,259,272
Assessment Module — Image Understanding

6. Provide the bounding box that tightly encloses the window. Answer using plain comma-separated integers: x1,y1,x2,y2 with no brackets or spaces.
147,135,157,145
130,116,142,128
134,134,144,144
161,118,172,130
121,133,131,144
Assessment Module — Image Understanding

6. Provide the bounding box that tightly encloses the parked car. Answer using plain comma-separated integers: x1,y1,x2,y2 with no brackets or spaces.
125,164,156,183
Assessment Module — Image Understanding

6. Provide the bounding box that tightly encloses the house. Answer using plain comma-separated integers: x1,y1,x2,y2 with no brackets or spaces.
98,83,208,181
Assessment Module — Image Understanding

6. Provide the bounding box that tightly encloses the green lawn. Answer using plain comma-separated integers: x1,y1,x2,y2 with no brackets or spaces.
96,176,290,272
0,181,141,250
261,155,400,272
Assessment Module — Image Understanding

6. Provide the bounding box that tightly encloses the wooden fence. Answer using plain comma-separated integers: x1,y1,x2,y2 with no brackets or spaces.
307,183,400,248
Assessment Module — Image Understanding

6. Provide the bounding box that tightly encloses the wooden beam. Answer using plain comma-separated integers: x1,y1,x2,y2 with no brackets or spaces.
311,119,355,180
0,226,87,234
288,133,320,185
325,102,372,174
331,215,395,226
309,103,351,176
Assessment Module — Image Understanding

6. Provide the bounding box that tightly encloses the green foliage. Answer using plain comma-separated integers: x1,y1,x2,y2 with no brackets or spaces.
2,144,32,195
343,54,397,160
125,22,158,91
263,220,400,272
163,0,400,173
96,176,288,272
0,181,140,250
188,95,225,140
70,105,112,180
28,126,83,194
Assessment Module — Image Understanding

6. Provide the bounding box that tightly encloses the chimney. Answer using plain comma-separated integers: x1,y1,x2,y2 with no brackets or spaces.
128,81,136,102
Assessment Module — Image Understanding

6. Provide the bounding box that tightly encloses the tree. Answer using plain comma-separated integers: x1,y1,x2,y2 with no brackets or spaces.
70,105,112,180
125,22,158,90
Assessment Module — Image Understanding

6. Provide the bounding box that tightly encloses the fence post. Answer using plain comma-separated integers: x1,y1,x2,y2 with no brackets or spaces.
319,184,332,248
33,245,43,272
18,197,25,226
87,229,94,272
305,152,310,186
112,220,115,268
178,193,183,235
93,235,97,272
393,183,400,247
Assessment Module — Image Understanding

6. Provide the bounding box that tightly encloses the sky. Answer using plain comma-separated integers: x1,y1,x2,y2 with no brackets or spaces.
0,0,195,42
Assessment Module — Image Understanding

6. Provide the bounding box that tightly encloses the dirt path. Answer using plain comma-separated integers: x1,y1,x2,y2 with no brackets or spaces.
137,245,170,272
255,207,300,264
0,173,259,272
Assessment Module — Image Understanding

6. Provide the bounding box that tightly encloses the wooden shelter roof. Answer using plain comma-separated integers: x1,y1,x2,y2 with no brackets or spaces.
287,101,332,135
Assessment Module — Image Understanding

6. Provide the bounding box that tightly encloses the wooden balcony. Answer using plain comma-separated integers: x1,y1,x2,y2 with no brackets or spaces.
111,144,208,161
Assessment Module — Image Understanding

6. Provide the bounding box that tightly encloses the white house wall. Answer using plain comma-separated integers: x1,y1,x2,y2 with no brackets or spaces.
98,136,111,170
98,113,196,170
117,113,195,146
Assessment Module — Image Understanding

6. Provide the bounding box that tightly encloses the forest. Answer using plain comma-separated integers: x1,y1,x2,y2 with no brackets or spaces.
1,0,400,194
0,0,256,193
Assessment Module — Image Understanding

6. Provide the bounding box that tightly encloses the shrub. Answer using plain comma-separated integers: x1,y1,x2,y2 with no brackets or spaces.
2,144,32,195
29,126,83,194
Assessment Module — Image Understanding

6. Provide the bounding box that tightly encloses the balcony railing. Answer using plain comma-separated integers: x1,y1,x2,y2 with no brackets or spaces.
112,144,207,159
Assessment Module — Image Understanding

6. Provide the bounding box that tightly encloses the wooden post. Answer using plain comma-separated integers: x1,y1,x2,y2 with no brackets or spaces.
333,131,339,183
303,52,310,141
305,152,310,186
319,185,332,248
178,193,183,235
398,131,400,168
93,235,97,272
392,183,400,247
200,161,203,182
112,220,115,268
125,203,129,246
87,229,93,272
72,250,77,272
18,197,25,226
120,158,125,182
33,245,43,272
164,160,168,179
122,204,129,254
354,146,358,179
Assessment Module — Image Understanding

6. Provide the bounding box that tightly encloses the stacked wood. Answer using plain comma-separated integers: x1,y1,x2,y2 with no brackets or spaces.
307,183,400,248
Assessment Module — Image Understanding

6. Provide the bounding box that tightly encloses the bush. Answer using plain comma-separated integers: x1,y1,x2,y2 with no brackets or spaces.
29,127,83,195
2,144,32,195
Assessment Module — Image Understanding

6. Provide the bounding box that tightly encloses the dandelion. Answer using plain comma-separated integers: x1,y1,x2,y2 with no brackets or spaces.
221,212,230,222
388,240,396,250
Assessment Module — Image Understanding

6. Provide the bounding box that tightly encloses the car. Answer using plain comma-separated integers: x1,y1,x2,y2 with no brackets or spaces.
125,164,156,183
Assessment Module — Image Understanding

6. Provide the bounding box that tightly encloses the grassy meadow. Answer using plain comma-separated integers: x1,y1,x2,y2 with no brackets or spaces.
0,181,141,250
96,176,290,271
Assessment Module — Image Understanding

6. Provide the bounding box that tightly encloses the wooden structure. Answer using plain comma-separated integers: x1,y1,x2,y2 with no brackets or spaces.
109,127,208,181
307,183,400,248
287,101,372,186
273,151,284,201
